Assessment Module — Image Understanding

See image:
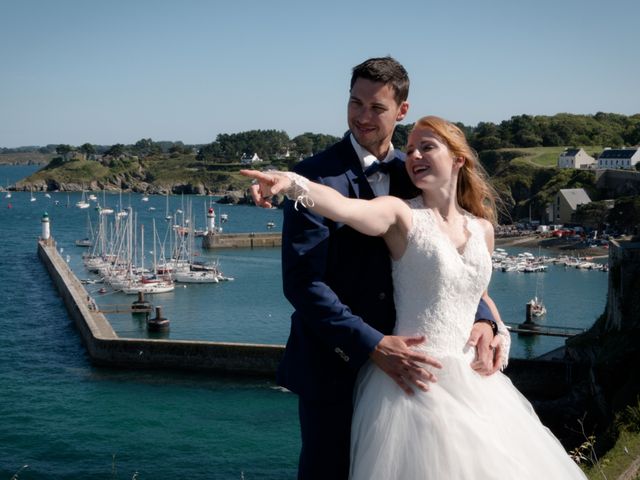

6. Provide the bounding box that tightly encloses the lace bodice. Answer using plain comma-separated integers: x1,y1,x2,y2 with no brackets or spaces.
392,197,492,357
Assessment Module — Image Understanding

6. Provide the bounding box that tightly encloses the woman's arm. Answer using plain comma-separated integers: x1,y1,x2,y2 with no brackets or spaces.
481,291,511,371
241,169,412,258
479,218,511,370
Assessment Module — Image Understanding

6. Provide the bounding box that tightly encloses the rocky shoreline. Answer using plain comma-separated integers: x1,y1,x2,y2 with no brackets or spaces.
496,234,610,258
10,180,252,205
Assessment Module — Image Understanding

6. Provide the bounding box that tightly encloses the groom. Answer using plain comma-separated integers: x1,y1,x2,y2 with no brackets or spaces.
253,57,503,479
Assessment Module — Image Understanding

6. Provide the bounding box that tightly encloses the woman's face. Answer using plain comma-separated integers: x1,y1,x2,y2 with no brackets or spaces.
405,127,458,190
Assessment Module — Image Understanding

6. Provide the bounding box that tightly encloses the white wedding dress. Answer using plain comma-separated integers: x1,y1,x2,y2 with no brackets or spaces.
349,198,586,480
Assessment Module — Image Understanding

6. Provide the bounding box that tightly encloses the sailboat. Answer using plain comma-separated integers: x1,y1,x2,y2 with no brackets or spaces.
97,190,114,215
165,191,172,221
121,218,175,294
115,189,128,218
4,179,11,199
75,211,94,247
172,210,221,284
528,261,546,317
76,187,90,209
30,187,36,202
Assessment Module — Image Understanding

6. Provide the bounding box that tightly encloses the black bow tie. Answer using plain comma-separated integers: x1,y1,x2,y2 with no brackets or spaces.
364,161,392,177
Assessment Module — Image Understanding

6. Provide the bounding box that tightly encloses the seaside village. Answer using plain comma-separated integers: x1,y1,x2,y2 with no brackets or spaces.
494,145,639,263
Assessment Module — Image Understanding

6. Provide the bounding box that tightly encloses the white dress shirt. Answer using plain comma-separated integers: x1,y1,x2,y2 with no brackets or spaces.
349,134,405,197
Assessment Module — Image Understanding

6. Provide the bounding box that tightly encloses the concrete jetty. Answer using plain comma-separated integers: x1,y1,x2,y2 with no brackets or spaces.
38,237,284,376
202,231,281,249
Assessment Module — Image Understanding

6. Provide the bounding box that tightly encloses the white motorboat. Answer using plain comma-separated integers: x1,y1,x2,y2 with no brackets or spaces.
173,270,219,283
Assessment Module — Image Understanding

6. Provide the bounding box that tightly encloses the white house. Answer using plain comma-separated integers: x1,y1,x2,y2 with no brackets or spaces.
597,148,640,170
557,148,595,169
240,153,262,164
548,188,592,224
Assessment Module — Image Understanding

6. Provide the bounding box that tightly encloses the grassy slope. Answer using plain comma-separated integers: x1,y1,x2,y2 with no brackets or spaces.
583,430,640,480
499,146,602,168
21,154,261,192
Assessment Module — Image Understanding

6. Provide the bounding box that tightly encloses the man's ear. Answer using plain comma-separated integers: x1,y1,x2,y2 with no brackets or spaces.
396,101,409,122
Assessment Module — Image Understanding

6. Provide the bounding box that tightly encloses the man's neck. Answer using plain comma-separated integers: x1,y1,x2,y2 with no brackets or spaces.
366,144,390,161
350,135,393,163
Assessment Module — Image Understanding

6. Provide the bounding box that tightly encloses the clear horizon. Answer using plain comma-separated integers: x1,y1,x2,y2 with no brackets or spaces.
1,0,639,148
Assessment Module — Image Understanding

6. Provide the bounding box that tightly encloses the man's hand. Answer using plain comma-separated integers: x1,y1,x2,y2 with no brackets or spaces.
467,322,502,376
370,335,442,395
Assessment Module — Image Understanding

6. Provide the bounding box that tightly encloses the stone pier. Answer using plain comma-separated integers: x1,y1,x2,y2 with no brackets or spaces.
38,238,284,376
201,232,281,249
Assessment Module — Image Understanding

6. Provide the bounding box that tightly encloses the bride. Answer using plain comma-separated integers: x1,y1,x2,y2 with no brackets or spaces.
241,115,586,479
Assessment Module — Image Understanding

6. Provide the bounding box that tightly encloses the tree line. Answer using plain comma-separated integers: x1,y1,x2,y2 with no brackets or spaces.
3,112,638,164
195,130,340,164
465,112,640,151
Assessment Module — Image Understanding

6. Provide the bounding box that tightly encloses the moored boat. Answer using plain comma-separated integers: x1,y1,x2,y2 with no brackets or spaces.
528,296,546,317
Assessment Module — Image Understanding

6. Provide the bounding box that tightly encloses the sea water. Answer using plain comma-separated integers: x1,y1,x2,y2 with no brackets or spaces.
0,165,608,479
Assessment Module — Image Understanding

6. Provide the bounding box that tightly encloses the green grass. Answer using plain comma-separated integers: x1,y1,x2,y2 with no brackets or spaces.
582,430,640,479
500,146,603,168
23,158,110,184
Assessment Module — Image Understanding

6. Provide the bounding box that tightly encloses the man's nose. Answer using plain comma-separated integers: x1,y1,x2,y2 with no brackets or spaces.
357,107,373,123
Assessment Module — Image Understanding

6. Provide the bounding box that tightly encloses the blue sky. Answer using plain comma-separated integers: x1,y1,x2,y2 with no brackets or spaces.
1,0,639,148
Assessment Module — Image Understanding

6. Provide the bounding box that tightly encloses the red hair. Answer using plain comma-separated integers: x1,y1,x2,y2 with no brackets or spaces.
412,116,498,224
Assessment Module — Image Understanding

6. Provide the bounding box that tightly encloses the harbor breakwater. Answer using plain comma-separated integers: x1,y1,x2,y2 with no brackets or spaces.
201,231,281,249
38,236,586,402
38,237,284,375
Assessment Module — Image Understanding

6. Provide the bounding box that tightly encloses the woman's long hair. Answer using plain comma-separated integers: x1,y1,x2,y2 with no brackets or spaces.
412,116,499,225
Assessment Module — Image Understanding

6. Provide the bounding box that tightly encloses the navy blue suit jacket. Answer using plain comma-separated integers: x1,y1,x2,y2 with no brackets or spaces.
277,137,493,402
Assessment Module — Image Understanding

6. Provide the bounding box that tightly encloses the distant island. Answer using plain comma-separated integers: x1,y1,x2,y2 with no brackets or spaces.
2,112,639,222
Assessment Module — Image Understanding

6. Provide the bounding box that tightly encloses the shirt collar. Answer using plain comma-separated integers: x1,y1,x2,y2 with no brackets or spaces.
349,133,401,171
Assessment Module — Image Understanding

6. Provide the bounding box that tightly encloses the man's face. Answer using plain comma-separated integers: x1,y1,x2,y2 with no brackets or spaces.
347,78,408,159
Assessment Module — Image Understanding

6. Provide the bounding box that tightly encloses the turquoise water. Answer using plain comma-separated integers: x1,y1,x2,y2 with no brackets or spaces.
0,165,608,478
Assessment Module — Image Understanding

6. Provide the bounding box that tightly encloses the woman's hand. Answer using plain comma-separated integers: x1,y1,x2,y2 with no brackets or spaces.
240,169,292,208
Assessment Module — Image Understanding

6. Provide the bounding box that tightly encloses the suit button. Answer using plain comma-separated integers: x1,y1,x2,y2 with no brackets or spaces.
334,347,349,362
378,292,386,300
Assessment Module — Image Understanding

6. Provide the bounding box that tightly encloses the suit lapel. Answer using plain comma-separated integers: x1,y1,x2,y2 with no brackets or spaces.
339,137,375,200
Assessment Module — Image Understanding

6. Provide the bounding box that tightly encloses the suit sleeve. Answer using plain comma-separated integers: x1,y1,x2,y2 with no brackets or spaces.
281,194,383,372
474,298,496,323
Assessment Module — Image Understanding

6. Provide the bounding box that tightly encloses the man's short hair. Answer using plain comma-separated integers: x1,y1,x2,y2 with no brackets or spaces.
350,56,409,105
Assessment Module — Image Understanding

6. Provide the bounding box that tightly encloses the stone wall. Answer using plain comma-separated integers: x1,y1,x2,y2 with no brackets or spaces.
606,239,640,331
201,232,281,249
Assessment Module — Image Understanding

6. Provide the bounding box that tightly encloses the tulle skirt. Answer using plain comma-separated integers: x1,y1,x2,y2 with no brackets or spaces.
349,353,587,480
